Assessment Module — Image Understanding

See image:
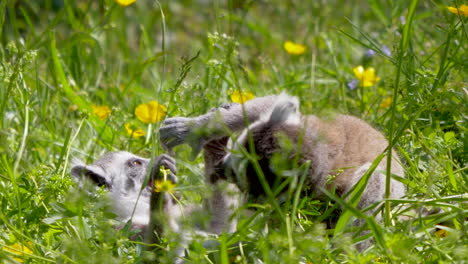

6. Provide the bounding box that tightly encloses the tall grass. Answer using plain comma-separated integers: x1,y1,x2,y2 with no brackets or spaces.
0,0,466,263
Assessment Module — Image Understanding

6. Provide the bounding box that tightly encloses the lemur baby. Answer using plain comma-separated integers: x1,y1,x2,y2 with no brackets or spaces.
159,93,406,233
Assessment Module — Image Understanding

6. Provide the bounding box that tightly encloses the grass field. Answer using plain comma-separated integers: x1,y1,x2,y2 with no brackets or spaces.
0,0,467,263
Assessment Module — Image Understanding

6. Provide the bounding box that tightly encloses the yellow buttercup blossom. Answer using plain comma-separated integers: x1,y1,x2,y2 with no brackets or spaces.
353,66,381,87
447,4,468,16
3,242,33,262
154,167,176,193
115,0,137,6
435,229,449,238
229,90,255,104
380,97,392,108
154,179,176,193
124,123,145,138
135,101,167,124
92,105,111,120
284,41,306,55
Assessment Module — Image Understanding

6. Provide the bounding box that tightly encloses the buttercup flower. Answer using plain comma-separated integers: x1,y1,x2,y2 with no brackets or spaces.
284,41,306,55
435,229,449,238
124,123,145,138
135,101,167,124
380,97,392,108
353,66,381,87
154,179,176,193
115,0,137,6
2,242,33,263
229,90,256,104
154,168,176,194
92,105,111,120
447,4,468,16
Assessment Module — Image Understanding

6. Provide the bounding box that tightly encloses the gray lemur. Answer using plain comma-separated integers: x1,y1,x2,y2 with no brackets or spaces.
159,93,406,234
71,152,180,234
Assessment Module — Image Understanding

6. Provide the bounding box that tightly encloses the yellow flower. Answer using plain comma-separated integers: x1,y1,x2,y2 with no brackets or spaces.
380,97,392,108
229,90,256,104
124,123,145,138
353,66,381,87
447,4,468,16
115,0,137,6
92,105,111,120
135,101,167,124
154,179,176,195
435,229,449,238
154,180,176,193
154,167,176,193
284,41,306,55
3,242,33,262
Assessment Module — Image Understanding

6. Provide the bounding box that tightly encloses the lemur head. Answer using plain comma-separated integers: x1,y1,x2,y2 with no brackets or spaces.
71,152,177,229
224,94,301,197
71,151,153,199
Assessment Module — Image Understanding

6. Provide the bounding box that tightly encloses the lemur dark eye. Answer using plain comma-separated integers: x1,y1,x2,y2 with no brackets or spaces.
132,160,143,166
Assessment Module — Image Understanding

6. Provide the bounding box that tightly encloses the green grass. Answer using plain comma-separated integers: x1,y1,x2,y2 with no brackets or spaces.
0,0,467,263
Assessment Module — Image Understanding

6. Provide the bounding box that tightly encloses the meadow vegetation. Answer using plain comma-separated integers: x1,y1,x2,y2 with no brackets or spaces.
0,0,466,263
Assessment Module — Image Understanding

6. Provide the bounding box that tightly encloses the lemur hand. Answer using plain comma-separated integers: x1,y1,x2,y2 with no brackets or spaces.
159,116,208,159
152,154,178,184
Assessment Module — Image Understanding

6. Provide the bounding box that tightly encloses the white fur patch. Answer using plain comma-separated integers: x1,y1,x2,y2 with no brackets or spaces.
260,93,300,125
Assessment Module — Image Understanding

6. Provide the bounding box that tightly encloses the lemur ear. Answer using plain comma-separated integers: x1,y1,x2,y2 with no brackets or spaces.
264,94,300,125
71,165,111,189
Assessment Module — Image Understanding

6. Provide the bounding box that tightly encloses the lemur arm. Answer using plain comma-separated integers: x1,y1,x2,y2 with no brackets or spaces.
146,154,178,245
159,95,281,156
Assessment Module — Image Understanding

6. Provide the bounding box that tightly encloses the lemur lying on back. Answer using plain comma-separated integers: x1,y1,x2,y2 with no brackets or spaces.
160,93,405,233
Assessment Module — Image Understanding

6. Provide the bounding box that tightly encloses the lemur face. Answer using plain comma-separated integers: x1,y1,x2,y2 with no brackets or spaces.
71,151,153,199
71,152,177,227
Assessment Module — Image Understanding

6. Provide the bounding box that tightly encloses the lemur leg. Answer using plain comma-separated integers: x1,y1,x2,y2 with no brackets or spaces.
341,163,395,251
203,137,241,234
202,103,242,233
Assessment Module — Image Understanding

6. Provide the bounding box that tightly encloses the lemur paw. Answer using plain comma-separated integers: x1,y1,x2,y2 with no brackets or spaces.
152,154,178,184
159,117,206,159
159,117,197,150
